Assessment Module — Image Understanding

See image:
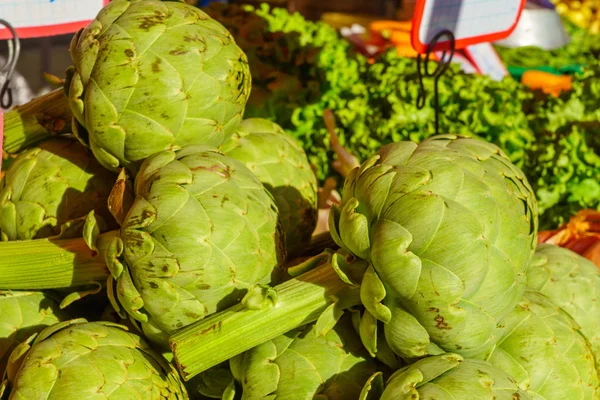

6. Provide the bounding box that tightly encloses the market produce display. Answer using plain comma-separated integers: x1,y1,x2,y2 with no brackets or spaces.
2,1,600,399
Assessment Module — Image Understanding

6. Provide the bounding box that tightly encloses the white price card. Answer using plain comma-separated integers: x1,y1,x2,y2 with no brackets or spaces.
411,0,526,53
464,42,508,81
0,0,108,39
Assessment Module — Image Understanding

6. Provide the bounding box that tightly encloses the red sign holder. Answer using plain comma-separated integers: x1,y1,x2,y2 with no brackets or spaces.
411,0,526,53
0,0,109,39
410,0,525,134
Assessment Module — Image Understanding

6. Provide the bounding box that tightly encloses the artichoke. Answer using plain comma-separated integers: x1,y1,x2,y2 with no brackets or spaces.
527,244,600,366
225,316,378,400
2,319,188,399
330,135,538,358
360,353,531,400
114,146,284,344
0,138,116,240
220,118,318,257
169,135,538,378
478,290,599,399
0,146,285,347
0,291,66,378
66,0,251,172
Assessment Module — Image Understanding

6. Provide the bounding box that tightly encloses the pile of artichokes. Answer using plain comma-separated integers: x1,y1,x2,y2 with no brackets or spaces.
1,1,600,399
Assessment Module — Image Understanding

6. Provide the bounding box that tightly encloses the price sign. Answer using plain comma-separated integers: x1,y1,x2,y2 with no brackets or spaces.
0,0,109,39
411,0,526,52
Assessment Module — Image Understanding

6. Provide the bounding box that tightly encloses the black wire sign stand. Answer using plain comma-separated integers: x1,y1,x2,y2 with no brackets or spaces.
416,29,456,136
0,19,20,109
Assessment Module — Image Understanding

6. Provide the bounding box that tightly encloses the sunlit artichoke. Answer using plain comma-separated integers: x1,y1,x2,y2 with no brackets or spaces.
67,0,251,172
110,146,285,344
0,291,66,378
527,243,600,365
0,138,116,240
220,118,318,256
360,353,531,400
2,319,188,399
223,316,378,399
329,135,538,358
477,290,599,399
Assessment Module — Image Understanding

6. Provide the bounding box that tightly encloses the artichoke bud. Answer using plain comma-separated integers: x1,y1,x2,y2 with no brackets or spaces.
334,135,538,358
0,138,116,241
66,0,252,172
3,319,188,399
220,118,318,257
112,146,285,345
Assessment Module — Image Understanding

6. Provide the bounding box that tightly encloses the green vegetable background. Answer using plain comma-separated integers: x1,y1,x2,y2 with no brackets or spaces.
206,3,600,229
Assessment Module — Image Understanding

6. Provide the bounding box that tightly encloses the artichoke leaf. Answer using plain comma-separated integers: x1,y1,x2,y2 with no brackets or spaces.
359,309,378,357
360,264,392,323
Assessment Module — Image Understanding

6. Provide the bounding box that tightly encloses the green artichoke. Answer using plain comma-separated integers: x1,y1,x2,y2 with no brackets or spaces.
224,316,378,400
2,319,188,399
478,290,599,399
0,291,66,378
527,244,600,366
220,118,318,257
330,135,538,358
112,146,285,344
67,0,251,172
360,353,531,400
0,138,116,240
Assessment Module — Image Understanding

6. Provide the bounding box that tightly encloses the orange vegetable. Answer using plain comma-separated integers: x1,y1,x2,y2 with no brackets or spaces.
388,30,411,44
521,70,573,97
539,210,600,269
368,20,417,58
370,20,412,33
395,45,418,58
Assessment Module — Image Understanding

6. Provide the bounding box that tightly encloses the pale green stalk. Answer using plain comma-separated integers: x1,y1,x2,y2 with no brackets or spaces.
170,258,359,381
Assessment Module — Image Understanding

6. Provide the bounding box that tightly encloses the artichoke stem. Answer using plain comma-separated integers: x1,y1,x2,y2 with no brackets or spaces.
3,89,72,154
170,260,357,381
0,231,116,289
